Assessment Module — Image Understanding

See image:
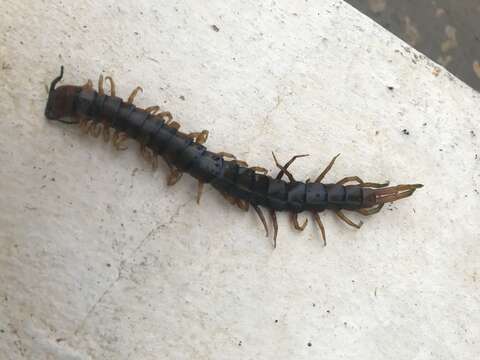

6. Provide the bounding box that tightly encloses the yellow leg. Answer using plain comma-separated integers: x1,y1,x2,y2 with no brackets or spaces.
315,154,340,183
253,205,269,237
220,191,237,205
104,76,116,96
272,152,294,182
98,75,104,96
187,130,209,145
312,212,327,246
127,86,143,104
197,130,209,144
249,166,268,174
160,111,173,122
236,199,250,212
291,213,308,231
78,118,88,131
82,120,94,134
167,169,183,186
337,176,389,188
141,144,153,163
90,122,102,138
145,105,160,114
273,152,309,182
357,204,384,216
336,210,363,229
113,131,129,150
197,181,205,204
234,160,248,167
217,152,236,159
270,209,278,248
83,79,93,91
167,121,180,130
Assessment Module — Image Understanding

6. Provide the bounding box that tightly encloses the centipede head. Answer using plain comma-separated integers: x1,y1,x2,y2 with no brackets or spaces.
45,66,81,122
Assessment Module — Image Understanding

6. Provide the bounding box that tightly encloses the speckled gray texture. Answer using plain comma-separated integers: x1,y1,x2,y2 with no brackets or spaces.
1,1,479,359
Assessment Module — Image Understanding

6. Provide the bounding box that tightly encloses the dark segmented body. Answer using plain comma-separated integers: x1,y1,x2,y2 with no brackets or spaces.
44,67,422,246
74,87,370,213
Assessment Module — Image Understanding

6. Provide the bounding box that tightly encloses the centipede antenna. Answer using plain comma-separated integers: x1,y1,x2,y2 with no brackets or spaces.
49,66,64,93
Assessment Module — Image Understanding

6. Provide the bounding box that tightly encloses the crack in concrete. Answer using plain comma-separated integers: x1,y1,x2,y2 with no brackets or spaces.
73,198,193,336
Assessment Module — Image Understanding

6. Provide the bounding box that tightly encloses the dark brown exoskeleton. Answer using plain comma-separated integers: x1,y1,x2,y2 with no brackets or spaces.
45,67,423,247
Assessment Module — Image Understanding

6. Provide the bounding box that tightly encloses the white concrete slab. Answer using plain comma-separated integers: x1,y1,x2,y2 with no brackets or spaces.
1,1,479,359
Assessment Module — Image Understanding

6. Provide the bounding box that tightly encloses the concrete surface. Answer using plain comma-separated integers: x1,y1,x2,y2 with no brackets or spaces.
1,1,479,359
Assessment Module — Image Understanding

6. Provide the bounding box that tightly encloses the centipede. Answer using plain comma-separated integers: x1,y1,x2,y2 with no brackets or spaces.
45,66,423,247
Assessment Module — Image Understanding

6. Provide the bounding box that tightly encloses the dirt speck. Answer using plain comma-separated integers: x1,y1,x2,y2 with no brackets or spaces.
402,129,410,135
179,95,185,101
432,67,441,76
211,25,220,32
